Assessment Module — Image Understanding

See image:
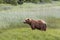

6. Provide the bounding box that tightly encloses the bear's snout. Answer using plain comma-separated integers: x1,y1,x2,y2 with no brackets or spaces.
23,20,26,23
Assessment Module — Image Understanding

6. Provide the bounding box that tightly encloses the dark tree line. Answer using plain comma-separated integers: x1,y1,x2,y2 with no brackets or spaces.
0,0,60,5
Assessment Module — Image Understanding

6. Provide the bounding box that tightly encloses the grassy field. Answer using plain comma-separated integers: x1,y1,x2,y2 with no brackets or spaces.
0,2,60,40
0,28,60,40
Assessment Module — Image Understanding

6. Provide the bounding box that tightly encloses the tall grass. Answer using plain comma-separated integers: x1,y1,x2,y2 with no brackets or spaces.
0,28,60,40
0,3,60,29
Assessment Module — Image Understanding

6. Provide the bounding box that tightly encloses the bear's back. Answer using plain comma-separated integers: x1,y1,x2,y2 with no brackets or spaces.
38,19,46,24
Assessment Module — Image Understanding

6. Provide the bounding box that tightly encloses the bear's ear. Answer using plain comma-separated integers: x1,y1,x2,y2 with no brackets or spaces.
25,18,29,20
25,18,31,21
27,19,32,21
27,19,29,20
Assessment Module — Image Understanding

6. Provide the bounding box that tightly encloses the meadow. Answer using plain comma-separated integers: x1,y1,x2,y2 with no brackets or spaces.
0,2,60,40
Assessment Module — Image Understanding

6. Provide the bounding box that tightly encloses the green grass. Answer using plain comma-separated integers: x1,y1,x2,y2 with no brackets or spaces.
0,28,60,40
0,2,60,40
0,3,60,29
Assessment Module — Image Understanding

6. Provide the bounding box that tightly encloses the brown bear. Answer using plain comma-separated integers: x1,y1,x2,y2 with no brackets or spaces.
23,18,47,31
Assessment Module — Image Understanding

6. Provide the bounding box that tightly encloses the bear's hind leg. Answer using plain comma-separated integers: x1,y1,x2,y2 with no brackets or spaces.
43,24,47,31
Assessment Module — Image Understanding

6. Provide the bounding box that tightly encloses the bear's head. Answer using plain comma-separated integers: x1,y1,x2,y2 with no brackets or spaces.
23,18,31,24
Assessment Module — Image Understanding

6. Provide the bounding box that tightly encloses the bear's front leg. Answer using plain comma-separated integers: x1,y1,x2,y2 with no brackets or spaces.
31,24,35,30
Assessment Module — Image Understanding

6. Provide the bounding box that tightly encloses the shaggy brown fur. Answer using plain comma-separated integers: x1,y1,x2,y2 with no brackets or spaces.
23,18,47,31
